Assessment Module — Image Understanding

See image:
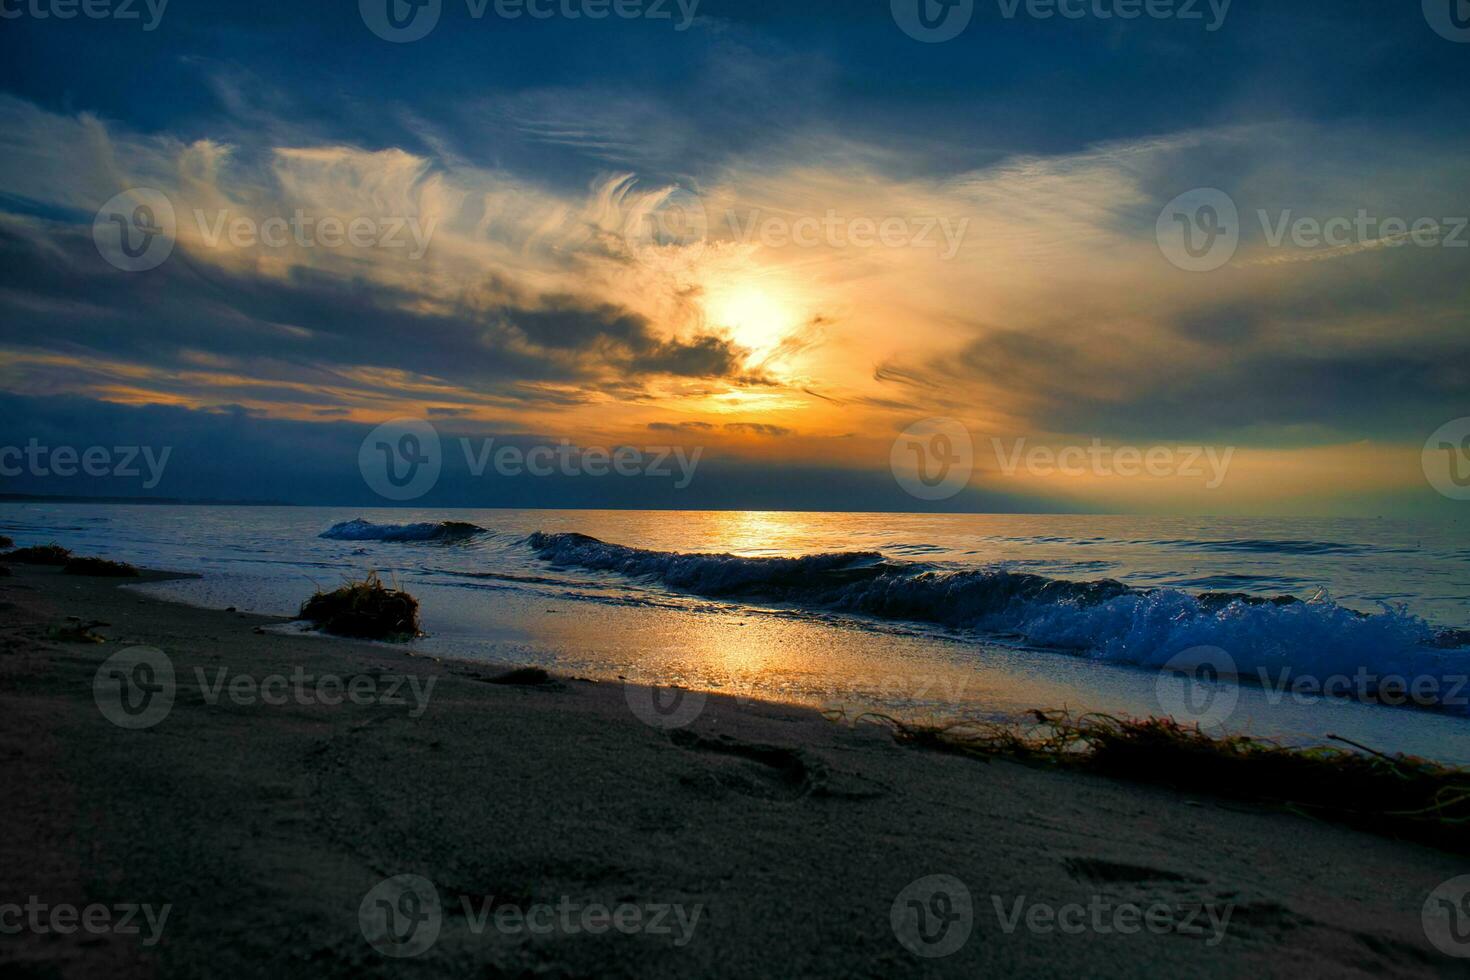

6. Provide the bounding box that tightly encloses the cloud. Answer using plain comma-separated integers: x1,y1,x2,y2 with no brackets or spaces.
724,422,792,437
0,391,1061,514
856,121,1470,446
1,83,1466,514
0,98,763,423
647,421,715,432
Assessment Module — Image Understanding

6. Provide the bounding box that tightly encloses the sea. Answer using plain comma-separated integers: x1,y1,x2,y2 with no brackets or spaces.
5,503,1470,764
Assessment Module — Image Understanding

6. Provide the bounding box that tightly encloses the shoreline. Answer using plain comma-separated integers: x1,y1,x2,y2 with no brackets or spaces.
12,504,1469,763
88,563,1470,741
120,550,1470,767
0,563,1465,976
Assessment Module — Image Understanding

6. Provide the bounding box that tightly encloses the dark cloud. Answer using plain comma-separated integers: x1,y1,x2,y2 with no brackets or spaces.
724,422,792,437
902,310,1470,445
632,335,744,378
0,392,1059,513
807,386,923,413
873,365,941,389
0,218,753,425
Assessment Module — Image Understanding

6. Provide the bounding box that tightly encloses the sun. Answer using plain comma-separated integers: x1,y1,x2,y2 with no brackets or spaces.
704,281,801,356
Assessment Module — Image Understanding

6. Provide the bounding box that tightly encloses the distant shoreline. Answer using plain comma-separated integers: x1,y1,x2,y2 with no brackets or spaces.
0,492,1069,515
4,495,1464,524
0,492,292,507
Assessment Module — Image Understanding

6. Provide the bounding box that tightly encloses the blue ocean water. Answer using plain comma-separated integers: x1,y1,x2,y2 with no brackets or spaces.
5,504,1470,762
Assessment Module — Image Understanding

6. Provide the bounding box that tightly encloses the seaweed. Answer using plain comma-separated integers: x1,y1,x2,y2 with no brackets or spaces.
856,709,1470,854
63,556,140,577
298,572,421,640
48,619,108,643
480,667,554,686
1,543,72,565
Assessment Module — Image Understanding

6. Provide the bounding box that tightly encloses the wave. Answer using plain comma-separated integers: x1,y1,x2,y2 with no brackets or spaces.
527,531,1470,713
320,519,489,543
527,531,905,595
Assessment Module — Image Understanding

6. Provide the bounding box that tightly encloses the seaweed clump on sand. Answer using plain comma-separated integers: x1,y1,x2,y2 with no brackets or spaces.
858,709,1470,854
1,543,72,566
299,573,421,640
64,556,140,577
49,619,108,643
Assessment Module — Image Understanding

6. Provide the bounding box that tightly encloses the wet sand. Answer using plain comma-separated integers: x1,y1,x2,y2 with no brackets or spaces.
0,563,1462,978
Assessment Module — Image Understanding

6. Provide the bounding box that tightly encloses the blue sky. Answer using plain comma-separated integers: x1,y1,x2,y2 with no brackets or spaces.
6,2,1464,181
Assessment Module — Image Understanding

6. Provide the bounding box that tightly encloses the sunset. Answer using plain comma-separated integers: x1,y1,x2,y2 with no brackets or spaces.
2,1,1469,976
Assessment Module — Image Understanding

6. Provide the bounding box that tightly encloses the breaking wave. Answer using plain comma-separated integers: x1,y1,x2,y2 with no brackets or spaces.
320,519,488,543
527,531,1470,712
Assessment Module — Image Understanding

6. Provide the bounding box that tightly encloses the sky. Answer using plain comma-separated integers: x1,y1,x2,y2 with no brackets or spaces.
0,0,1467,514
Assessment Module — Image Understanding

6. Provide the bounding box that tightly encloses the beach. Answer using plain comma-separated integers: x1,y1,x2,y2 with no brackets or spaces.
1,562,1463,978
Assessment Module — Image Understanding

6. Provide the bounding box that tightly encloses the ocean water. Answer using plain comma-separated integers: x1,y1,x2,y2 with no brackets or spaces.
5,504,1470,763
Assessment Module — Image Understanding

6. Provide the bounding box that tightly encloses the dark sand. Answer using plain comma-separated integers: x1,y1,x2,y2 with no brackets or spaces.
0,564,1462,978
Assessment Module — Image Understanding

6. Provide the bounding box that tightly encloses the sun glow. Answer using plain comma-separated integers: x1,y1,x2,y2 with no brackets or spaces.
704,280,802,357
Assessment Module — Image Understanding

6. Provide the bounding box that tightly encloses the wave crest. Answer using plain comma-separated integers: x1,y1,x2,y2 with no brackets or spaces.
321,519,488,543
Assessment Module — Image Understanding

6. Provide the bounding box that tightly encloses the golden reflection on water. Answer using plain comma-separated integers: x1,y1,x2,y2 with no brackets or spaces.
512,510,1167,722
693,510,814,556
518,551,1083,724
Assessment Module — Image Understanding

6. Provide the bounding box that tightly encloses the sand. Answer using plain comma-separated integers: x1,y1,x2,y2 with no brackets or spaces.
0,563,1463,978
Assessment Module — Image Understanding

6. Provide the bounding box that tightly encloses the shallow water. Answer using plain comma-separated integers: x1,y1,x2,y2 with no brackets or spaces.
5,504,1470,763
